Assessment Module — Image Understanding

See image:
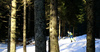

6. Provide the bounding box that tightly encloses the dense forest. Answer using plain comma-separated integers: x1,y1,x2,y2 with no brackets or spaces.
0,0,100,52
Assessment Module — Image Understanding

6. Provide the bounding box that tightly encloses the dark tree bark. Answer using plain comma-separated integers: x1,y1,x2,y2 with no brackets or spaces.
27,0,31,37
94,0,100,38
49,0,59,52
73,27,74,37
34,0,46,52
86,0,95,52
8,4,11,52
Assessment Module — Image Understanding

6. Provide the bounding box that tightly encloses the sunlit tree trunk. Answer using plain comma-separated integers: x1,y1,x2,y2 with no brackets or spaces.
86,0,95,52
10,0,17,52
23,0,27,51
50,0,59,52
59,18,61,39
34,0,46,52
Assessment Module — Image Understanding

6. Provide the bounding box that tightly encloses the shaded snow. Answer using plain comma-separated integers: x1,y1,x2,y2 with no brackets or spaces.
0,34,100,52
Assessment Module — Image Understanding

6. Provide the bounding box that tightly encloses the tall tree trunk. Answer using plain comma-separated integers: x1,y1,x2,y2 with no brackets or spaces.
8,3,11,52
86,0,95,52
34,0,46,52
61,21,65,37
8,9,11,52
27,0,31,36
10,0,17,52
63,22,65,36
23,0,27,51
59,18,61,39
50,0,59,52
68,25,71,31
73,27,74,37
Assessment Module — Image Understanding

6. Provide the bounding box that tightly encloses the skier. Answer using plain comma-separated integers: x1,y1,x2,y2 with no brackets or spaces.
67,31,75,42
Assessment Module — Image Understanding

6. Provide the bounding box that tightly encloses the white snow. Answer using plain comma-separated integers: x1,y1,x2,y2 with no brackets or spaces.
0,34,100,52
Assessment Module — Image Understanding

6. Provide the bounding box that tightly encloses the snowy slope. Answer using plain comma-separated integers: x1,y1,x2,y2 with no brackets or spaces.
0,34,100,52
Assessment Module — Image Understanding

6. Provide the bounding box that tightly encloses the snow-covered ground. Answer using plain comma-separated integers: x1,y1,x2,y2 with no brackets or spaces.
0,34,100,52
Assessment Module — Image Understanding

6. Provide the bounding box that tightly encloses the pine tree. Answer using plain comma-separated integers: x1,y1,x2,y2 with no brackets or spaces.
49,0,59,52
23,0,27,51
10,0,17,52
86,0,95,52
34,0,46,52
